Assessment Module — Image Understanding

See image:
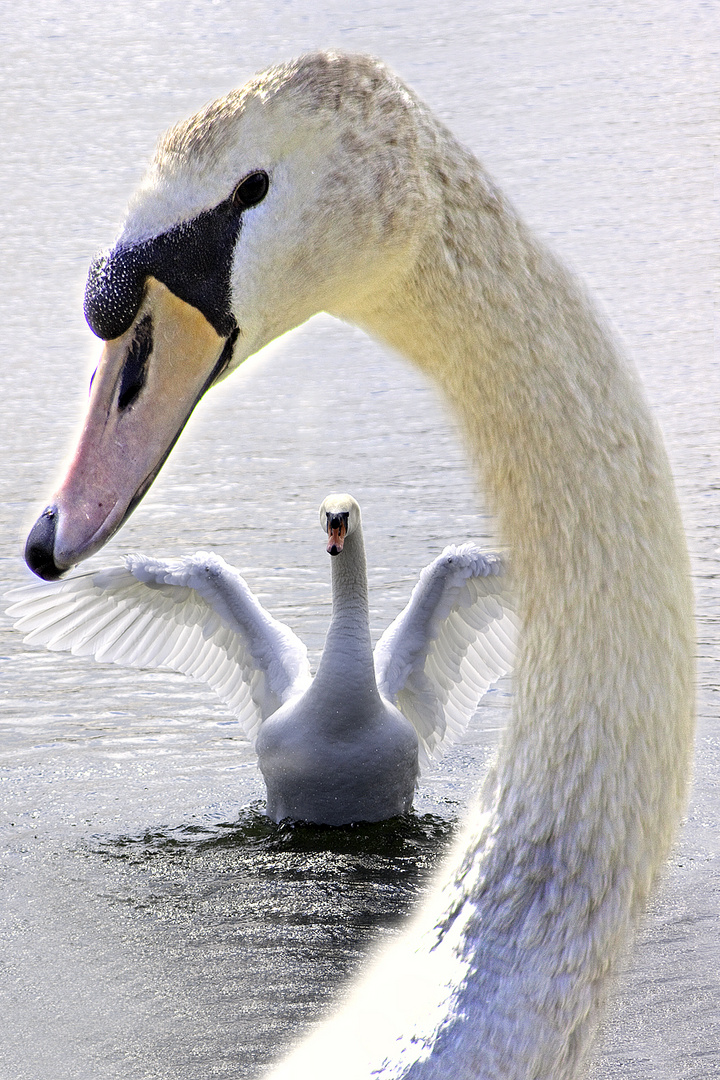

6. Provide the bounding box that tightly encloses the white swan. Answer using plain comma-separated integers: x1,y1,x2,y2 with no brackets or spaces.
22,53,695,1079
9,493,516,825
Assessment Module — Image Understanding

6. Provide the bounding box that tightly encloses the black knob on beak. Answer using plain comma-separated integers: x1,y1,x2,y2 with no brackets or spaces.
25,506,63,580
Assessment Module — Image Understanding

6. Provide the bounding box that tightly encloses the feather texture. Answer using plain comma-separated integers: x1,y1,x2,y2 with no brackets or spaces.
7,528,514,809
374,545,517,766
6,551,311,746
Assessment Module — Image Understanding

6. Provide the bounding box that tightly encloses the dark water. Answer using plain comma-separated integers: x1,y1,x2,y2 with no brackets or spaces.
88,810,454,1078
0,2,717,1078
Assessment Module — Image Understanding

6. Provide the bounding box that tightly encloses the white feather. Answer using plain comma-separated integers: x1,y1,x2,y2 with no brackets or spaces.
7,538,514,787
374,545,518,766
6,551,311,746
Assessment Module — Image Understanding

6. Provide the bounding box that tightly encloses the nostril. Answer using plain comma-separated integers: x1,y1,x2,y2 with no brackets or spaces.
118,314,153,410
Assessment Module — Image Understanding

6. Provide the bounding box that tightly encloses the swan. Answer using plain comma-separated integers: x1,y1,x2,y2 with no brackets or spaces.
8,493,516,825
21,52,695,1079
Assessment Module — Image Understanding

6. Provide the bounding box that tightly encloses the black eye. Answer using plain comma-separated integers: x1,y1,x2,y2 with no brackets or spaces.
232,171,270,211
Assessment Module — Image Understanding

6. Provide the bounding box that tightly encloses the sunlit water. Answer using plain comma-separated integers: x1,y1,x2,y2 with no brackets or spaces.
0,3,717,1078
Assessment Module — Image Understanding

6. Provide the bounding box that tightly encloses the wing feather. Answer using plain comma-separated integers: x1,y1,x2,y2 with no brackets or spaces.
6,552,311,745
374,545,517,767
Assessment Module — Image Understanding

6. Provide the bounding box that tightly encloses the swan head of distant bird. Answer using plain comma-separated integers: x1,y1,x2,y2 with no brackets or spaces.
319,493,361,557
25,52,432,581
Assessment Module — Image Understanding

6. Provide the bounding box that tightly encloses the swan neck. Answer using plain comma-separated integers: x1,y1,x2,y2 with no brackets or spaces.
345,129,694,878
255,70,695,1079
314,525,376,693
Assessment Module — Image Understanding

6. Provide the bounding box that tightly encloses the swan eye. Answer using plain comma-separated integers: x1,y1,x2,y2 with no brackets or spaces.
232,171,270,211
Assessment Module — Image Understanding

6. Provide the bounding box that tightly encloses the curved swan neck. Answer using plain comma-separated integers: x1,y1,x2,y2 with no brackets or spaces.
325,106,695,1076
363,140,694,830
349,118,693,695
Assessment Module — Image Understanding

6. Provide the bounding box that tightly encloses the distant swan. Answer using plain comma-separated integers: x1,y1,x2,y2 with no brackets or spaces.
22,52,695,1079
9,493,515,825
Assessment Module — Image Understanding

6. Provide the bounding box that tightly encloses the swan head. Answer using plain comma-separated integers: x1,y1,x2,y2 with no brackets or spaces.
320,493,361,556
26,52,431,579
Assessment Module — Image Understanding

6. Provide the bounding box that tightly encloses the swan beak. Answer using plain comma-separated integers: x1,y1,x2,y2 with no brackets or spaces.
326,517,347,556
25,277,232,579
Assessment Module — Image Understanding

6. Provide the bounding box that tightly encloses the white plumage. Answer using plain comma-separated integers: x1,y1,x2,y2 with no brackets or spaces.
17,52,696,1078
7,494,515,823
374,546,516,765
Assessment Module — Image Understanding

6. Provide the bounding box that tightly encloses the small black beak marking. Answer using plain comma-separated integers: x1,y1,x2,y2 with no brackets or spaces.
209,326,239,387
117,314,153,411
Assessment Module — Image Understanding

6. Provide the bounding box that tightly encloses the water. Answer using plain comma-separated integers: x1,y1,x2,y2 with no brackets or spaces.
0,3,717,1078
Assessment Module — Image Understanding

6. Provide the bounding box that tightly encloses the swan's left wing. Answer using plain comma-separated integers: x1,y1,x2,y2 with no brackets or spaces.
5,552,311,745
374,545,517,767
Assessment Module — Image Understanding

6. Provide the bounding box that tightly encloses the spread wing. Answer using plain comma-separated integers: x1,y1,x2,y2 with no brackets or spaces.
6,552,311,745
373,545,517,767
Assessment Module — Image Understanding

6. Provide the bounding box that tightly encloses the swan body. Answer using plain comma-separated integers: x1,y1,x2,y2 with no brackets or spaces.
9,494,515,825
22,53,695,1079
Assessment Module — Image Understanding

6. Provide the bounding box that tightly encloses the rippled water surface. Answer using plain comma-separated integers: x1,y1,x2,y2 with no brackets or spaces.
0,3,717,1078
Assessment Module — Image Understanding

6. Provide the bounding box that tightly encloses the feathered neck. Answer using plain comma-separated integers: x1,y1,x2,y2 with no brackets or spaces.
334,111,695,1073
313,525,377,697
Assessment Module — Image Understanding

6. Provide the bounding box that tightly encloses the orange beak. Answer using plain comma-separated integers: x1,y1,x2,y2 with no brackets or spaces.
326,519,347,556
25,277,232,579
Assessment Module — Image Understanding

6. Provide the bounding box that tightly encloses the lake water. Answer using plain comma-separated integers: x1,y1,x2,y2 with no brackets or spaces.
0,2,717,1078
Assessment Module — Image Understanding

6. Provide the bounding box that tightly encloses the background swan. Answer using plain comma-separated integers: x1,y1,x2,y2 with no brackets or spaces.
19,52,695,1080
9,494,516,825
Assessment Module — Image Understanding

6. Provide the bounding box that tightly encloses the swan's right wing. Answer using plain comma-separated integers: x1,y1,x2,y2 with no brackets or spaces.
374,545,517,767
6,552,311,745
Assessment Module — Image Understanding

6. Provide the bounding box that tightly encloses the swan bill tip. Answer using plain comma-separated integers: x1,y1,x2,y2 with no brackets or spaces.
24,506,66,580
